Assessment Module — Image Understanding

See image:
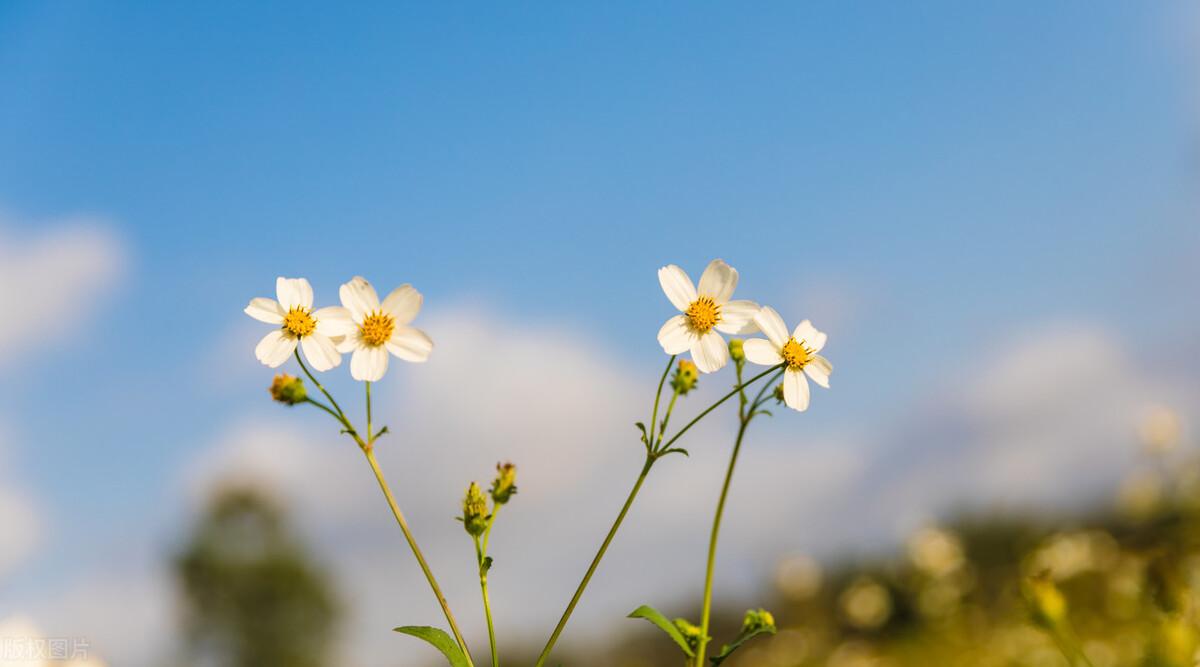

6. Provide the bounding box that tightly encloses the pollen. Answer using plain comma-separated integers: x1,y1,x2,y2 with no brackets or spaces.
685,297,721,334
360,311,396,347
780,337,813,370
282,307,317,337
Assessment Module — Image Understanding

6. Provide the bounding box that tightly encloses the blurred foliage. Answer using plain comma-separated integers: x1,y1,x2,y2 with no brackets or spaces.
174,487,339,667
525,414,1200,667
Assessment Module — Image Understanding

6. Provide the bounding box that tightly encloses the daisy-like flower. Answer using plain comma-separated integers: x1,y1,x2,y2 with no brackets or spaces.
245,277,345,371
323,276,433,382
743,306,832,411
656,259,759,373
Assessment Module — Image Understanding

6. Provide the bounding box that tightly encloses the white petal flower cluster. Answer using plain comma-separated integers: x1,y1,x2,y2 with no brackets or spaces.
246,261,830,411
245,275,432,381
656,259,759,373
656,259,833,412
744,307,831,412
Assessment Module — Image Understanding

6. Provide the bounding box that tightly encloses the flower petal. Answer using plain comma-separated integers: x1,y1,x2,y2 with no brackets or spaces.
754,306,789,348
254,330,298,368
245,297,284,324
350,345,389,382
657,315,694,355
339,276,381,321
783,368,810,411
301,334,342,371
276,277,313,310
697,259,738,304
335,333,360,354
658,265,697,312
793,320,827,353
314,306,356,337
387,326,433,362
743,338,782,366
715,299,760,335
691,330,729,373
805,354,832,388
381,284,423,324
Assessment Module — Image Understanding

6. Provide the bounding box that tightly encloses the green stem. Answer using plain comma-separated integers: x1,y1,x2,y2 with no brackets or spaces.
693,366,782,665
534,362,780,666
749,370,785,414
735,361,747,421
533,457,654,667
366,380,373,444
655,391,681,448
647,355,677,448
476,512,500,667
482,503,500,558
293,353,471,663
480,565,498,667
302,397,343,423
365,448,474,666
294,351,354,433
658,364,782,453
695,416,752,666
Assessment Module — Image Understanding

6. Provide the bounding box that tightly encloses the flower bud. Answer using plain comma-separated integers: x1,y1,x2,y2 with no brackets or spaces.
671,360,699,395
461,482,489,537
673,618,704,652
269,374,307,405
773,383,785,404
1023,573,1066,630
742,608,776,634
490,462,518,505
729,338,745,363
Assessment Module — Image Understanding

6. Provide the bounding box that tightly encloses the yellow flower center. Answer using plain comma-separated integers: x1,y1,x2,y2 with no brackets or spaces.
685,297,721,334
282,307,316,337
359,311,396,347
780,337,813,370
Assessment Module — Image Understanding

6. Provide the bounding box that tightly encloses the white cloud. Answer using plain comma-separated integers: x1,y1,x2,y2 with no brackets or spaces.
861,323,1195,540
0,425,42,586
0,214,125,368
0,210,127,594
0,211,129,662
0,487,41,584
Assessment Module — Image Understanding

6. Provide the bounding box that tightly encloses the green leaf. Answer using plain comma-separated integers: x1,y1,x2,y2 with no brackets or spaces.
634,421,649,444
392,626,470,667
710,625,776,665
627,605,695,657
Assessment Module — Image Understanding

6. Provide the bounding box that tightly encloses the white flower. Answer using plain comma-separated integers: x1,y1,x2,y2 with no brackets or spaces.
656,259,759,373
743,306,832,411
244,277,345,371
322,276,433,382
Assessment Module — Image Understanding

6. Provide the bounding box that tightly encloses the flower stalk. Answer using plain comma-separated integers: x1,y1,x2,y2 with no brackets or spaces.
292,351,474,666
694,355,784,665
533,358,783,667
474,513,499,667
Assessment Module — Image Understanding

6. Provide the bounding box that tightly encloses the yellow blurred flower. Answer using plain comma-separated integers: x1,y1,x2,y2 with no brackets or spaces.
1140,405,1182,454
775,553,823,601
839,577,892,630
907,526,965,578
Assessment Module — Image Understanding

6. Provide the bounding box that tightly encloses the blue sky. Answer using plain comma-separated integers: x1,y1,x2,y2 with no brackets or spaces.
1,2,1198,665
